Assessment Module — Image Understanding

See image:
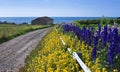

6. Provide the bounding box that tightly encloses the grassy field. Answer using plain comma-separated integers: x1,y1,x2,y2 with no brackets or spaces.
0,24,51,43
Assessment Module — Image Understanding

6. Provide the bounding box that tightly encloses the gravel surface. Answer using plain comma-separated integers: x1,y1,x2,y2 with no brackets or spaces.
0,27,52,72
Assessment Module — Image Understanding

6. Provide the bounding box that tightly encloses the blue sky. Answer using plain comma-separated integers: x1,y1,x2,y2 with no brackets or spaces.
0,0,119,17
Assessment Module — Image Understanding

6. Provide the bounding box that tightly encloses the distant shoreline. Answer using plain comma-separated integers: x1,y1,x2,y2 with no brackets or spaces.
0,16,118,17
0,17,117,24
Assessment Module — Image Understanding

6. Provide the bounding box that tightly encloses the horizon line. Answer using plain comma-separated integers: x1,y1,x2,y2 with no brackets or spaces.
0,16,118,17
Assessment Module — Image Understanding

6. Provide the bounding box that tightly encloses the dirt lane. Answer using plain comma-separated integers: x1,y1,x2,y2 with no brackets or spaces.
0,27,52,72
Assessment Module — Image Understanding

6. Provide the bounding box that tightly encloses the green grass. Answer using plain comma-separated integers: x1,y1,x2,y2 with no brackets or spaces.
0,24,51,43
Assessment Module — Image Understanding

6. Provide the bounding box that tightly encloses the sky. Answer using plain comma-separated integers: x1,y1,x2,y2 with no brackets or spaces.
0,0,120,17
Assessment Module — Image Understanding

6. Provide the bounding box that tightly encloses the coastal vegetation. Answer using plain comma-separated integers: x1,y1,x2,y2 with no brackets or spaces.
74,18,120,25
22,18,120,72
0,24,51,44
1,18,120,72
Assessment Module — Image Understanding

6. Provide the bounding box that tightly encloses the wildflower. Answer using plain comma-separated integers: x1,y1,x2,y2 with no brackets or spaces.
81,26,87,41
118,43,120,56
86,30,91,46
112,28,118,44
113,69,118,72
96,58,100,63
95,68,101,72
87,61,92,68
94,34,98,46
107,28,112,43
92,46,97,60
100,25,108,46
102,68,107,72
107,43,115,65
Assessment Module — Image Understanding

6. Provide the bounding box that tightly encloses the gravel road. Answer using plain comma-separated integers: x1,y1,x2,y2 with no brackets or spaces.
0,27,52,72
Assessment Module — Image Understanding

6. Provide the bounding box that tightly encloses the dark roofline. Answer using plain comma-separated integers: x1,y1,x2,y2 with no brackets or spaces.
36,17,53,20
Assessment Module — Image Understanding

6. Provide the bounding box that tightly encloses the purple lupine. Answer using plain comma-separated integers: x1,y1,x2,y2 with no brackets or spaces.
62,23,82,40
73,26,81,39
81,26,87,41
85,29,88,42
112,28,118,56
118,43,120,55
100,25,108,46
107,43,115,65
90,27,95,43
103,25,108,46
94,32,98,46
87,30,91,46
62,24,70,32
112,28,118,44
118,35,120,43
100,30,105,45
92,46,97,60
107,28,112,43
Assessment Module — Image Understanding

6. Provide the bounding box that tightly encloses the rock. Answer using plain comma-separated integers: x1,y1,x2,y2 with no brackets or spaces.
31,17,53,25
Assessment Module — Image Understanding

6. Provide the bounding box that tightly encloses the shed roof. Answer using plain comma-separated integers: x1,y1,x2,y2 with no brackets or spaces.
34,17,53,21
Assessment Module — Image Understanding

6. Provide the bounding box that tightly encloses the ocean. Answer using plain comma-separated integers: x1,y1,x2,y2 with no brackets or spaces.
0,17,117,24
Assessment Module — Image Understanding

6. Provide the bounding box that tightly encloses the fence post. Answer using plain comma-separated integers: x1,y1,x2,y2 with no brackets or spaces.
60,37,91,72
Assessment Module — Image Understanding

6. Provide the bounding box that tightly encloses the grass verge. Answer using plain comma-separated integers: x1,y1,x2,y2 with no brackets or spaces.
0,25,51,44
